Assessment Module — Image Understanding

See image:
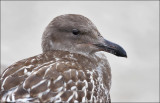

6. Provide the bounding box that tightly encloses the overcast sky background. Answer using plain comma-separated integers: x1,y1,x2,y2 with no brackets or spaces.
1,1,159,102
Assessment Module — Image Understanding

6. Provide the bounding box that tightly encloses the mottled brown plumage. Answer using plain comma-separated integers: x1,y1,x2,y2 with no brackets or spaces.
0,14,127,102
1,51,111,102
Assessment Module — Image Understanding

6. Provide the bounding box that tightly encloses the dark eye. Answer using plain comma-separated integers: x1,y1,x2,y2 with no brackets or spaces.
72,29,79,35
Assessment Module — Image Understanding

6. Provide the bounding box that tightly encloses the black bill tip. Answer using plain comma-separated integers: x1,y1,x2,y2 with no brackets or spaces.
114,45,127,58
94,39,127,58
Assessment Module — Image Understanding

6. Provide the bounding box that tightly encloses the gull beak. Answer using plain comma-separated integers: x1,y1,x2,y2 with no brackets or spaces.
94,38,127,58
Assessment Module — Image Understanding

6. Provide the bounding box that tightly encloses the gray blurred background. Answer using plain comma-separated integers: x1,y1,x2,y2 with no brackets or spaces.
1,1,159,102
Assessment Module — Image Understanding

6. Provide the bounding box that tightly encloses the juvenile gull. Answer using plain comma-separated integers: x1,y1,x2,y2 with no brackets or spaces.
0,14,127,102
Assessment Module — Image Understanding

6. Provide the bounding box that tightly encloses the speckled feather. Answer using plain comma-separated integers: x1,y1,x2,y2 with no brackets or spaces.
0,50,111,102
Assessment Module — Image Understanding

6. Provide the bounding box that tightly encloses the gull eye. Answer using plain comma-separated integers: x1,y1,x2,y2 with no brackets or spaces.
72,29,79,35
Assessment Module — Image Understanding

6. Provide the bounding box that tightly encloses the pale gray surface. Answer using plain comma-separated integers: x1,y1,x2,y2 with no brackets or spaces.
1,1,159,102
